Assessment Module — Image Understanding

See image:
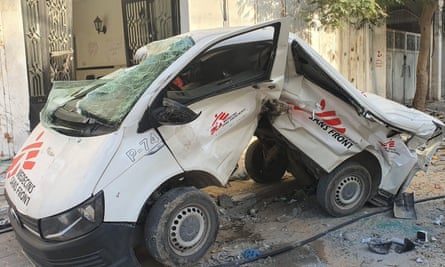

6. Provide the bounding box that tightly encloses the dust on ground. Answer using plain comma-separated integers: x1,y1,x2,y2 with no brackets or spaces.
197,146,445,267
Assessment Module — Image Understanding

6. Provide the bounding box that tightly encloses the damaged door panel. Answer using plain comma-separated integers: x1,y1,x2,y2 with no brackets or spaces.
252,34,444,216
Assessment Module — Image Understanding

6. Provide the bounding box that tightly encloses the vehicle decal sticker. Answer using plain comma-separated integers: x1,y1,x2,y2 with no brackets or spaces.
126,132,164,162
291,99,346,134
377,138,414,166
210,112,230,135
379,139,399,155
6,132,44,206
210,109,247,136
8,170,35,206
7,131,44,179
289,100,355,149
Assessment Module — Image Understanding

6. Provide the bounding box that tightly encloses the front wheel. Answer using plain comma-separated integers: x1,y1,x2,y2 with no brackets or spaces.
244,139,287,184
145,187,219,266
317,161,372,217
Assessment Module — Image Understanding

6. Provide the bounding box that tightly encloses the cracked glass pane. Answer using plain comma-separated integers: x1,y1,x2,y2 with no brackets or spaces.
78,36,194,126
41,35,194,134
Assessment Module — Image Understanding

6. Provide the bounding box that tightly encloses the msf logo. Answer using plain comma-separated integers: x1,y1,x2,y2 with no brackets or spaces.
7,131,44,179
379,139,399,155
379,139,395,151
210,112,230,135
291,99,346,134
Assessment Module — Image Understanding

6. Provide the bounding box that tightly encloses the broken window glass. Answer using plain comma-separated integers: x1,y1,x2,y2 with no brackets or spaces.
41,35,194,135
166,41,273,105
78,36,195,126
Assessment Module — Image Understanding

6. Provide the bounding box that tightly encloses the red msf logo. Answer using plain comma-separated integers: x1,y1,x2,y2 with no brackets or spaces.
292,99,346,134
210,112,229,135
7,131,44,179
379,140,395,151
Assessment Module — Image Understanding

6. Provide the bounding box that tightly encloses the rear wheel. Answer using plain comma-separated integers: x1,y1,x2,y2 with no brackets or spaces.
317,161,372,217
245,139,287,184
145,187,219,266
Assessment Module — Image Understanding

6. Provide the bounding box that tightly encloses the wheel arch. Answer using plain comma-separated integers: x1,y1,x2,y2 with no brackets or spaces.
144,186,219,266
347,149,382,198
136,171,222,223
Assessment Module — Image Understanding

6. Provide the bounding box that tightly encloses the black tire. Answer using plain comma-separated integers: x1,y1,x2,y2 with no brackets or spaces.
145,187,219,266
244,139,287,184
317,161,372,217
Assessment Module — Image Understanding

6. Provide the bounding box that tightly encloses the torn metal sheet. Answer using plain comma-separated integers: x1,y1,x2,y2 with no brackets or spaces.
368,239,392,254
393,192,417,219
367,237,415,255
393,238,415,253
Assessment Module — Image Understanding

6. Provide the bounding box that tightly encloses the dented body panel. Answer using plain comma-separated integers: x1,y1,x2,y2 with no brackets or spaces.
272,35,444,200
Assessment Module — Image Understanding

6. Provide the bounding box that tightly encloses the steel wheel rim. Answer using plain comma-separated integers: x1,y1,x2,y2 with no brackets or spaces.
335,175,362,208
169,205,208,256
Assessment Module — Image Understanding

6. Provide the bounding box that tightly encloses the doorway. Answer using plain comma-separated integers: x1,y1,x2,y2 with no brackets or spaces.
386,29,420,105
21,0,74,129
122,0,180,66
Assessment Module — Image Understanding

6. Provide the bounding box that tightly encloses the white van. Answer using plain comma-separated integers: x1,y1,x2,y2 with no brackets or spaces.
5,19,443,266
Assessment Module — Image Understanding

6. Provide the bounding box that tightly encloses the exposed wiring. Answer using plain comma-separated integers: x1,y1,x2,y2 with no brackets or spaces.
210,194,445,267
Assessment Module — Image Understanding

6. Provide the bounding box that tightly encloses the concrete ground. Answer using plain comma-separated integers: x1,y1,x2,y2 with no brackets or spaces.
0,160,34,267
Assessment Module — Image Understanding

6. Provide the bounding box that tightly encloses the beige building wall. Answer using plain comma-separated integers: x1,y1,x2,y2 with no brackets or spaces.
73,0,127,79
187,0,255,30
0,0,31,158
294,25,386,95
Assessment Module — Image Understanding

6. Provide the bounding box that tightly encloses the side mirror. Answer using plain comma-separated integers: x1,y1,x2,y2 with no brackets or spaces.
152,98,200,125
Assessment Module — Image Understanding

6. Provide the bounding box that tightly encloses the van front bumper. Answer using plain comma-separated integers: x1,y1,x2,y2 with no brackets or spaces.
8,206,140,267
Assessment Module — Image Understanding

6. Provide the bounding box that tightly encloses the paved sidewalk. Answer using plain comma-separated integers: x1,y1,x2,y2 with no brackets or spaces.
0,160,9,206
0,231,33,267
0,159,10,225
0,160,33,266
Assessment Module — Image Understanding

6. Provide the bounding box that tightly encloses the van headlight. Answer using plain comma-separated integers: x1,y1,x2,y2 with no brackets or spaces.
40,191,104,241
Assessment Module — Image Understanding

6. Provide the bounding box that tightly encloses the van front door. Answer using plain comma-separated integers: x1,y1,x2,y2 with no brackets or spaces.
156,19,289,185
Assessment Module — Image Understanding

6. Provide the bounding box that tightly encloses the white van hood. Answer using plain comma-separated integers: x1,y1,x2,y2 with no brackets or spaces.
5,124,122,218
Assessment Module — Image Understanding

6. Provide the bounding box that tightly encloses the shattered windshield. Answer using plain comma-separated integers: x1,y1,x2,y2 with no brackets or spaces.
41,35,194,136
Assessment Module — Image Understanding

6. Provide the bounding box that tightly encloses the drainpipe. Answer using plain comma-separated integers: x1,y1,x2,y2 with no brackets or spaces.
402,54,410,105
179,0,190,33
431,0,443,100
222,0,229,27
